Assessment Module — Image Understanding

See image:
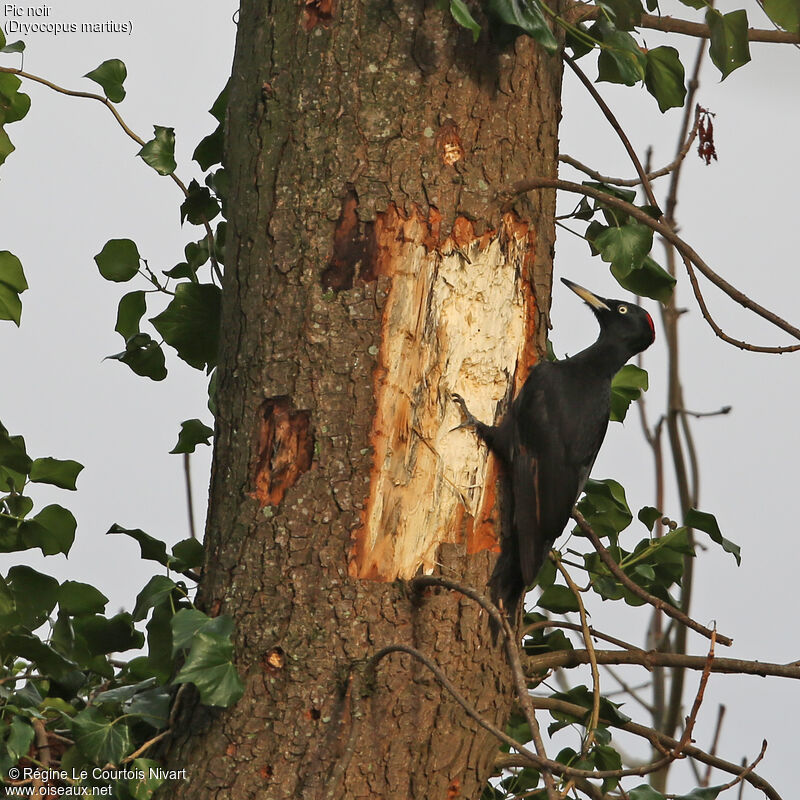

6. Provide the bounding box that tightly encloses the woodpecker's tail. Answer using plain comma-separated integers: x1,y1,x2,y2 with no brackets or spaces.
489,546,526,623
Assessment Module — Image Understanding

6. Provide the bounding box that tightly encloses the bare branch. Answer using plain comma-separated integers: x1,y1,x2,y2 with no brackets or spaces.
552,554,601,754
506,697,783,800
566,3,800,43
500,176,800,347
569,509,733,646
526,648,800,680
559,114,699,187
0,65,223,285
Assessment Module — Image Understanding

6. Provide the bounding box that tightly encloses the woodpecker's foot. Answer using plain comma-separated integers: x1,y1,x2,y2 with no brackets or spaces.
451,393,479,432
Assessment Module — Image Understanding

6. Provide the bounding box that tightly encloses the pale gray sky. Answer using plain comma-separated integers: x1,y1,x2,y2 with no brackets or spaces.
1,2,797,797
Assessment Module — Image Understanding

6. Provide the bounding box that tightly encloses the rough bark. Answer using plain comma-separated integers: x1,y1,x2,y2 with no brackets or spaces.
164,2,562,798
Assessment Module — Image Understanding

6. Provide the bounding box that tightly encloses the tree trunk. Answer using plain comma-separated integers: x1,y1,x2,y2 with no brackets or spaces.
165,2,562,797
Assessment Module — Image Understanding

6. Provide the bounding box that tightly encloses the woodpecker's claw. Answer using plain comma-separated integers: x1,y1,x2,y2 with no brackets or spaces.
451,393,478,433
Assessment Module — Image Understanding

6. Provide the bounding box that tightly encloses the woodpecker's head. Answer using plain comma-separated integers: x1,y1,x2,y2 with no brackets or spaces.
561,277,655,358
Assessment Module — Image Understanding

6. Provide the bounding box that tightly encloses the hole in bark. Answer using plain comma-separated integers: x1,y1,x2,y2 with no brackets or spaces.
251,399,313,508
307,707,321,720
263,646,286,672
260,765,273,780
302,0,334,31
321,187,378,291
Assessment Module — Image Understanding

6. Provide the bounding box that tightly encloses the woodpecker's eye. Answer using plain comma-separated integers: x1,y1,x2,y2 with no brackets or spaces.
618,305,628,314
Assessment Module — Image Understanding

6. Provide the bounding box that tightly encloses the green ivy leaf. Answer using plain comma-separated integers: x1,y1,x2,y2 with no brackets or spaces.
30,457,84,490
92,678,158,708
449,0,482,41
21,504,77,556
684,508,741,565
193,123,224,170
594,223,653,273
115,290,147,340
84,59,127,103
675,786,723,799
138,126,176,176
73,613,143,656
180,179,221,226
150,282,221,370
170,419,214,454
4,632,80,681
761,0,800,33
595,23,646,85
171,608,231,654
0,126,14,167
106,333,168,381
0,250,27,325
71,707,133,765
0,40,25,53
637,506,661,531
59,581,109,616
628,785,666,800
486,0,559,53
645,46,686,112
107,524,170,566
0,424,31,475
171,537,205,571
610,364,648,421
537,584,580,613
95,239,141,282
577,478,632,539
706,9,751,80
597,0,643,30
173,626,244,707
132,575,178,621
611,255,676,303
6,716,36,762
0,73,31,124
3,566,60,629
126,758,167,799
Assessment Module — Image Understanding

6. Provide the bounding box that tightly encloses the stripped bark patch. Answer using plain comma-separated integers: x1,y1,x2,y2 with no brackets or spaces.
321,187,377,291
251,398,313,508
349,209,539,580
302,0,334,31
436,119,465,166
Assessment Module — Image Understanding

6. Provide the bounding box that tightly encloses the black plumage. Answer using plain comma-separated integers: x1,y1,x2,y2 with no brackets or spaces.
453,278,656,618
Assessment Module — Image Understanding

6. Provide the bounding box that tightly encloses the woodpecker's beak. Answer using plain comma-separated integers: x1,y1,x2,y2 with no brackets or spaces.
561,278,611,312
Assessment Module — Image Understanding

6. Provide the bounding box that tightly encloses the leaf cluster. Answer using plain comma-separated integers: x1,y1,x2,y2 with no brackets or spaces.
0,55,235,798
0,428,242,792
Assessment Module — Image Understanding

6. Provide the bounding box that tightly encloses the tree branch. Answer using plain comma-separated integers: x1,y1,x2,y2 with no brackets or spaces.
0,65,223,285
566,3,800,43
569,509,733,646
526,648,800,680
500,176,800,347
500,697,782,800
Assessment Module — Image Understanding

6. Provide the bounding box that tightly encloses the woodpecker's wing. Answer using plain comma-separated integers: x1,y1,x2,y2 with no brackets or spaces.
510,360,609,585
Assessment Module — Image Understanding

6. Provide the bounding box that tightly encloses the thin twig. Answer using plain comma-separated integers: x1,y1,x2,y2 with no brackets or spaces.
559,113,699,187
702,704,727,787
565,3,800,43
570,509,733,646
504,698,783,800
411,576,558,799
526,648,800,680
183,452,197,540
501,176,800,348
524,619,641,652
563,54,660,213
672,629,715,758
552,554,601,756
0,65,223,285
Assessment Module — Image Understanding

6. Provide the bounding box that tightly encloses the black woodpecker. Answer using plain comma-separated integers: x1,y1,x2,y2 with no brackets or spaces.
453,277,656,619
